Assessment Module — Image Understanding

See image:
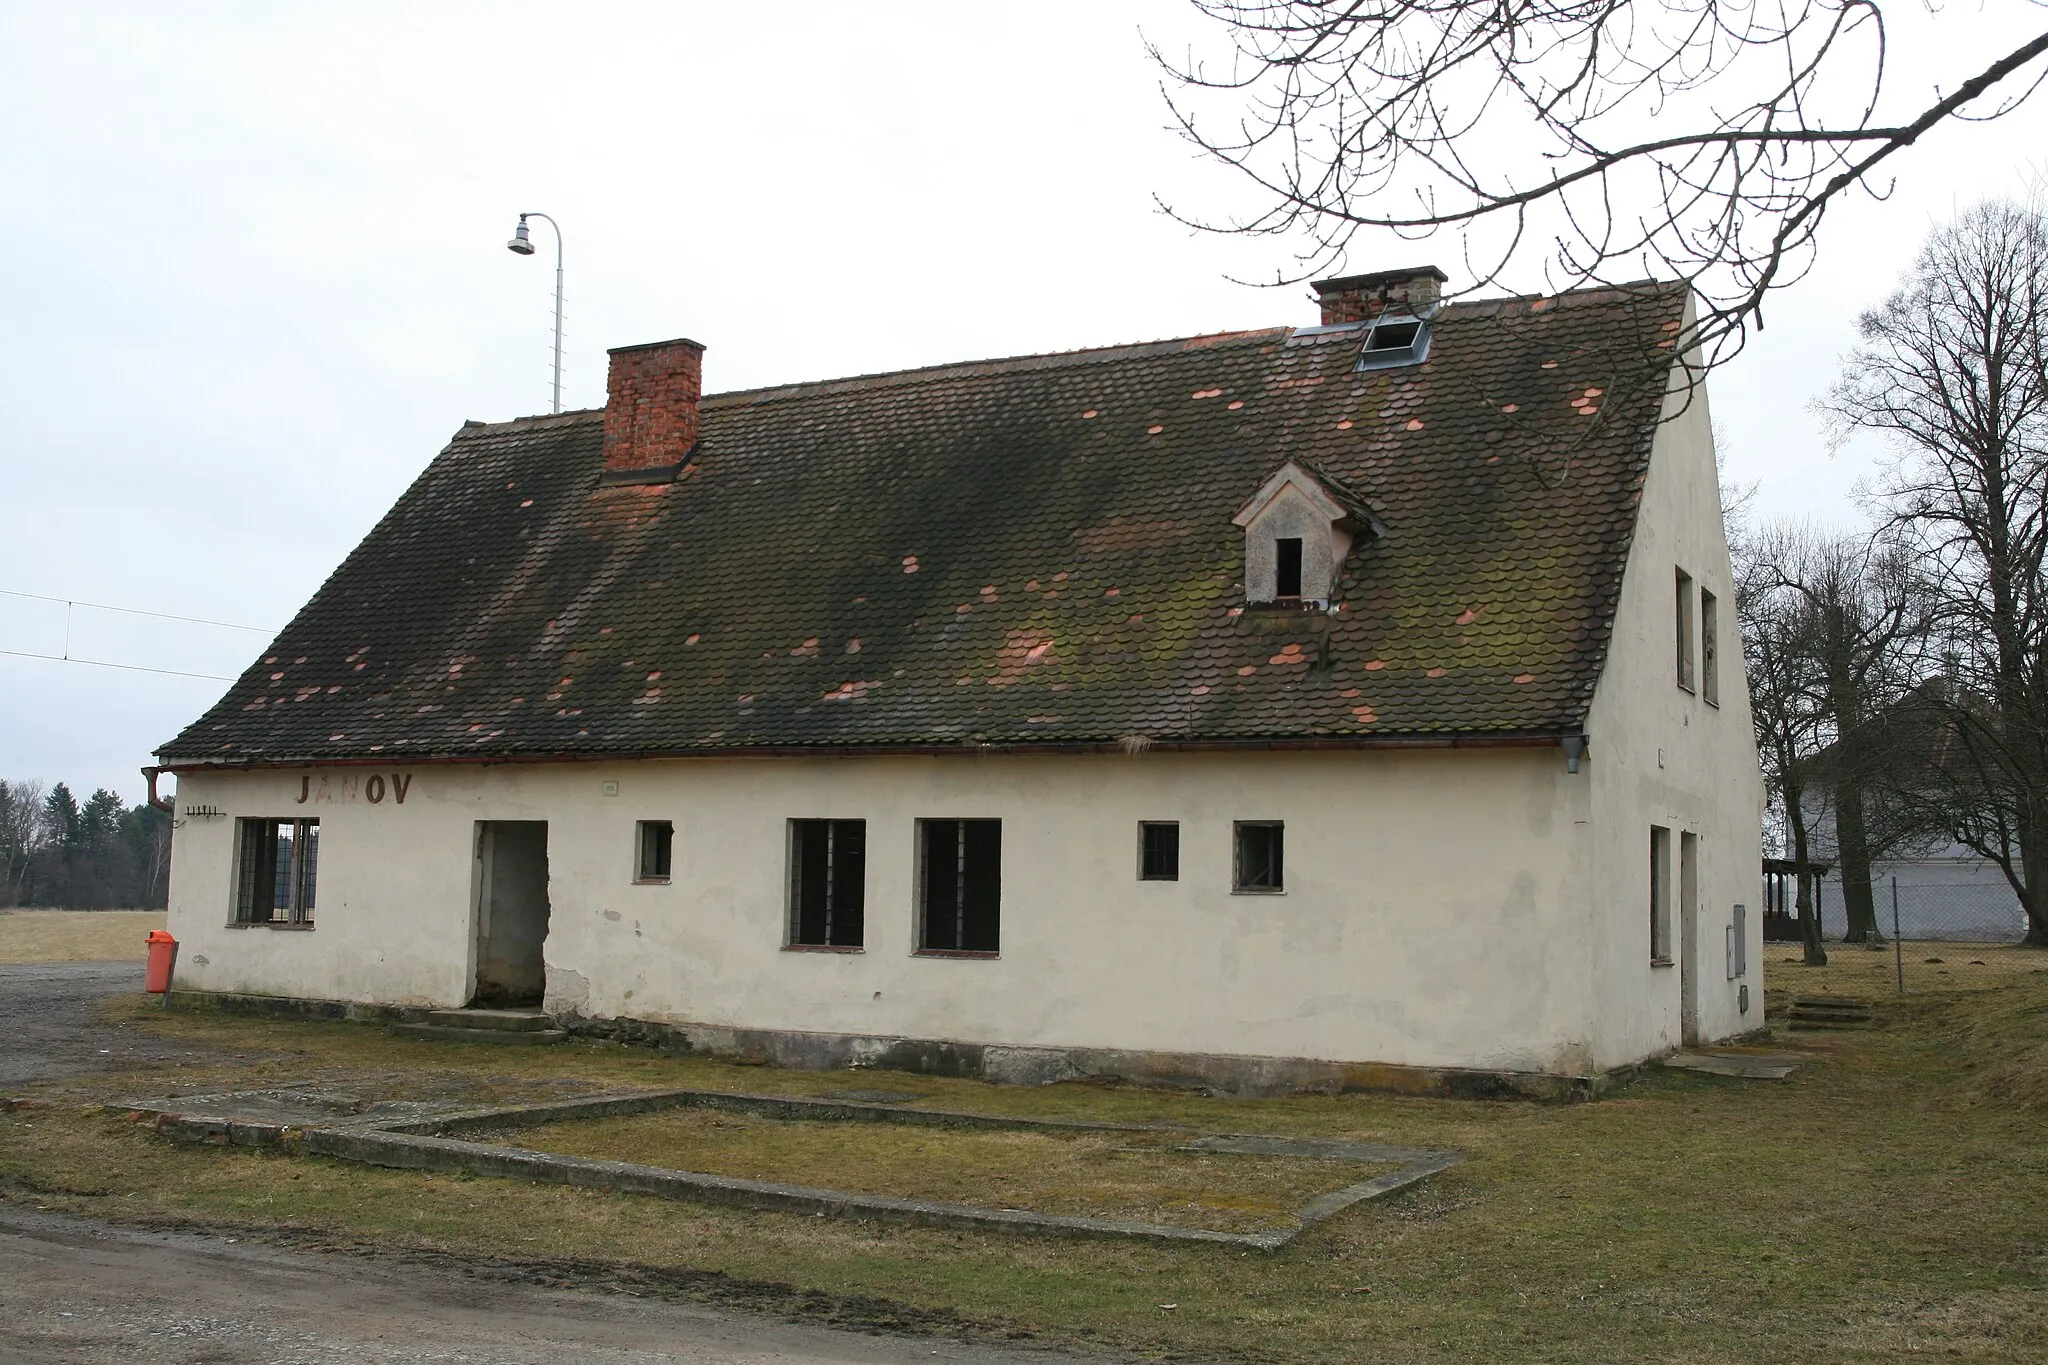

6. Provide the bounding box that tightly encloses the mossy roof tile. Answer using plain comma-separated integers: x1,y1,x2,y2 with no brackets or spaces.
161,282,1684,764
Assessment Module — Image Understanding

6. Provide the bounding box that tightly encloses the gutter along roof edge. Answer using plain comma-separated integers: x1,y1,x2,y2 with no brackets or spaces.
155,730,1590,771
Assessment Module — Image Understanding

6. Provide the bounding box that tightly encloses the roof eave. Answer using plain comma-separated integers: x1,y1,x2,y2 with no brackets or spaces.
154,728,1594,772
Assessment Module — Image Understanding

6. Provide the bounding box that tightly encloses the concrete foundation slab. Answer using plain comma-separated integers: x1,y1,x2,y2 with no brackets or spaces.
1659,1050,1806,1080
107,1084,1463,1249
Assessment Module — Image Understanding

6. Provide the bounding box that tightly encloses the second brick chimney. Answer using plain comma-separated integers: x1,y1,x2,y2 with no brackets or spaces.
1312,267,1448,326
602,337,705,485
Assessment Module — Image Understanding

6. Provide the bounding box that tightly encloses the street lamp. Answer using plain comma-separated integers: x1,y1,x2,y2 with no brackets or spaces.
506,212,564,414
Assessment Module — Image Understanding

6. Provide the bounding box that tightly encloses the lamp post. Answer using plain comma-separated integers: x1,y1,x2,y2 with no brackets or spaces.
506,212,565,414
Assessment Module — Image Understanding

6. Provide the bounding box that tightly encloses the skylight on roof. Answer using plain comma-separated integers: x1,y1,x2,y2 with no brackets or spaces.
1355,314,1432,372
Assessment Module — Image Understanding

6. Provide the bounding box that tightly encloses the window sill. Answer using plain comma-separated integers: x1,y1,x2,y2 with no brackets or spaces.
226,921,315,931
1650,956,1675,969
631,877,672,886
782,943,864,954
1243,599,1331,616
1138,875,1180,883
913,949,1000,960
1232,887,1287,896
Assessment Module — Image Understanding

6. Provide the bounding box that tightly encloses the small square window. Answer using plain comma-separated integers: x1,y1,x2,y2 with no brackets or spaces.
635,820,673,882
918,818,1001,954
1234,821,1284,893
235,817,318,925
1139,822,1179,880
788,819,865,948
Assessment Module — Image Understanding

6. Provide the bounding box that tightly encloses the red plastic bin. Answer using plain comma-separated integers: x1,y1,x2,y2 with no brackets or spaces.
145,929,178,994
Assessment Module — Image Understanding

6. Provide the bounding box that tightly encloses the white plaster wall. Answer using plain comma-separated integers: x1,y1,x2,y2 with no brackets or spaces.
166,747,1604,1075
166,768,487,1008
1582,351,1768,1069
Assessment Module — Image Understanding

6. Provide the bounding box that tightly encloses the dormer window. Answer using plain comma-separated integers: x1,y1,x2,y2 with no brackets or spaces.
1232,461,1382,608
1355,313,1432,371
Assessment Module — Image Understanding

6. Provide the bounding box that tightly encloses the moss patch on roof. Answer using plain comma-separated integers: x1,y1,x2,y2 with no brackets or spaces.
160,284,1686,764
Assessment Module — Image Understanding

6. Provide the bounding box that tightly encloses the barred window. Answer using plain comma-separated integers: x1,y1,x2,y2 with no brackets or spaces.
917,819,1001,955
788,819,865,948
235,818,319,926
1139,822,1180,881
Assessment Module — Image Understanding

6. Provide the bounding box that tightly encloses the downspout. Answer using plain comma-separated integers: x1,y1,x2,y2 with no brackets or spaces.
141,766,174,814
1560,733,1587,774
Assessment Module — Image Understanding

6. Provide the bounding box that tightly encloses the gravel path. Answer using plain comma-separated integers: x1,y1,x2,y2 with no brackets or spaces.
0,1206,1086,1365
0,962,219,1087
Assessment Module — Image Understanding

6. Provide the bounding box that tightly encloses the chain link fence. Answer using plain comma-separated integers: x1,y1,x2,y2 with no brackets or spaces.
1765,858,2038,992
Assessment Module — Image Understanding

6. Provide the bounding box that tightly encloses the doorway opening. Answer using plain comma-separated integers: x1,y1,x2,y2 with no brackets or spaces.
471,820,551,1008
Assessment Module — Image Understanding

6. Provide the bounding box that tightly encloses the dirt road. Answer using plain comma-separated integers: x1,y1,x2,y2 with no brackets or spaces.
0,1206,1094,1365
0,962,227,1087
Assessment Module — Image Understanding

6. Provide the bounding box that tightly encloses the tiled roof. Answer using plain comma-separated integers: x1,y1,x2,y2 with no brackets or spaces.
159,282,1688,765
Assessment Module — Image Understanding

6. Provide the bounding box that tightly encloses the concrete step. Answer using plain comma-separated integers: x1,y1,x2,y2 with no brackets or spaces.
393,1023,566,1046
423,1008,553,1032
1786,1001,1873,1030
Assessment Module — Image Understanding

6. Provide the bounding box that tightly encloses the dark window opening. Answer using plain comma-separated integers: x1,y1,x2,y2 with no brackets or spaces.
1234,821,1284,893
1356,315,1432,370
1139,822,1180,880
1675,568,1696,691
1650,825,1672,963
235,817,318,925
918,818,1001,953
1364,319,1420,351
789,819,866,948
1275,538,1304,598
1701,588,1720,706
636,820,673,882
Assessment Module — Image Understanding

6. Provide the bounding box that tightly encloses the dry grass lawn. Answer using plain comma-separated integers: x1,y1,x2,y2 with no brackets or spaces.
0,909,163,964
1,949,2045,1362
496,1109,1376,1233
1763,938,2044,1013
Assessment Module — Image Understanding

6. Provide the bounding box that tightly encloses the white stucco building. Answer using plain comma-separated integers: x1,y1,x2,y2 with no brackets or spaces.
154,267,1765,1097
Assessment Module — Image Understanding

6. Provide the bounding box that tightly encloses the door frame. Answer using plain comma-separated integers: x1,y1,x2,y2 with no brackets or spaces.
467,821,495,1006
1678,830,1701,1046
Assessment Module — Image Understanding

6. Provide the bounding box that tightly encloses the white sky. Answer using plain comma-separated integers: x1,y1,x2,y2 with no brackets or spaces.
3,1,2044,804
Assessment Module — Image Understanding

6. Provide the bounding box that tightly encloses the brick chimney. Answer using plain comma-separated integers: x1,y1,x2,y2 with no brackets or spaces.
1311,267,1448,326
602,337,705,484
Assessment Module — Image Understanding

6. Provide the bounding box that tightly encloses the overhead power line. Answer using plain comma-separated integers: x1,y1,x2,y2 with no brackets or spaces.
0,587,278,634
0,648,237,682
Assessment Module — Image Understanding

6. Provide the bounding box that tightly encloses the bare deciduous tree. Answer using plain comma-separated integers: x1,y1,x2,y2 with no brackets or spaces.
1826,199,2048,945
1157,2,2048,374
1752,524,1933,942
1738,528,1832,964
0,778,50,905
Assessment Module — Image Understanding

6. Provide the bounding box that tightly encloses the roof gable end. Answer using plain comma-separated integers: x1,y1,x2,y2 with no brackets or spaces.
1233,460,1383,537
